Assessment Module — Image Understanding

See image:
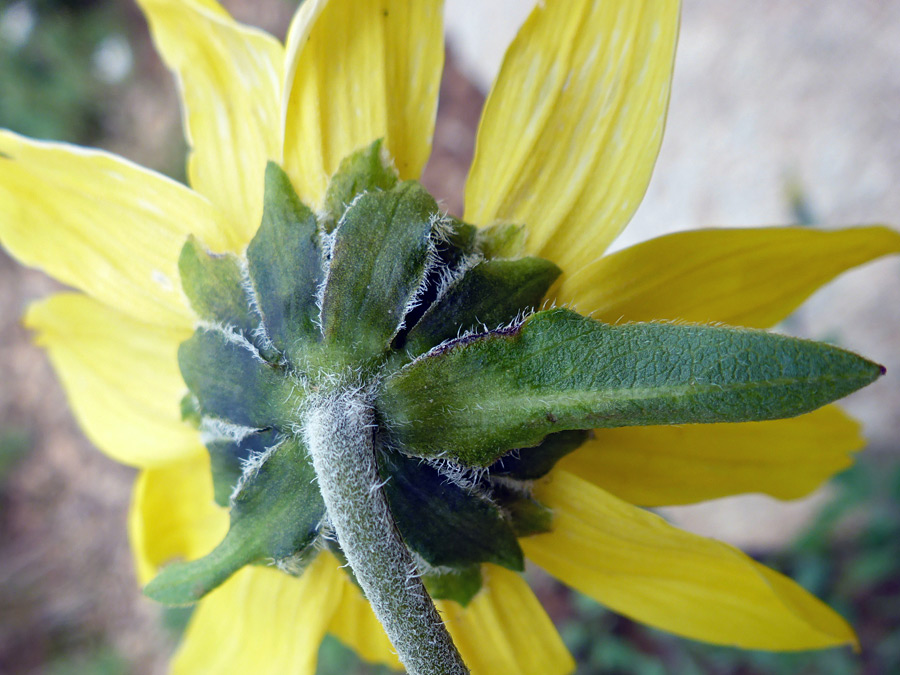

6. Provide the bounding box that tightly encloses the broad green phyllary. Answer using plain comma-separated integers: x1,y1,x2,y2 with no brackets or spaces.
1,1,899,674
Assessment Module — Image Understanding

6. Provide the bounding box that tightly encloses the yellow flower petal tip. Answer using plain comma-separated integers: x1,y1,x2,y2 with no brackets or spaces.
466,0,681,266
282,0,444,207
0,130,219,328
560,224,900,327
137,0,286,250
525,471,859,652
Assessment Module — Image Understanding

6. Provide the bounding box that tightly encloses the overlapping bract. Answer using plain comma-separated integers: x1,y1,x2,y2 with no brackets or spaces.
149,154,564,607
150,148,882,621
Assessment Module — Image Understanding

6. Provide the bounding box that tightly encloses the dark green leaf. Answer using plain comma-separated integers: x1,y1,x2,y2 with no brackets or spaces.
320,182,440,365
488,430,588,480
178,235,256,335
404,257,560,356
489,481,555,537
178,329,298,429
144,437,324,605
247,162,323,366
206,428,279,507
389,216,480,352
422,565,483,606
445,217,479,255
379,309,885,466
0,427,30,481
475,222,527,259
322,138,399,230
377,447,523,571
179,393,201,428
229,437,324,561
498,494,553,537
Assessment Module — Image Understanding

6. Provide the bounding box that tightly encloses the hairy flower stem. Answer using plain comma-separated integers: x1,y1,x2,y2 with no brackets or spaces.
304,389,469,675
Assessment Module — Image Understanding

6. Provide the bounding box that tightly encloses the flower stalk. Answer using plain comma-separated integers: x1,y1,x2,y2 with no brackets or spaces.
304,388,469,675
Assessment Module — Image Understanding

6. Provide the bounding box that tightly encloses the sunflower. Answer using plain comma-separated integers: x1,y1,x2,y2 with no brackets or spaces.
1,0,898,673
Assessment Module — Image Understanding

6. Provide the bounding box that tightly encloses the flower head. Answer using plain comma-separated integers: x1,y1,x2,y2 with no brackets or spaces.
1,1,899,673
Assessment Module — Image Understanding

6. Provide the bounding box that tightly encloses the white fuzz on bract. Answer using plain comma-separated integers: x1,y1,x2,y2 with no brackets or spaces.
229,437,285,504
236,256,279,358
198,417,260,446
197,320,267,364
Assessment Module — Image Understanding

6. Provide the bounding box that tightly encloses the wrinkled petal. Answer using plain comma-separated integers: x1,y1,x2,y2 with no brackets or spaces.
282,0,444,206
560,225,900,326
137,0,284,249
435,565,575,675
523,470,858,650
26,293,199,468
0,130,225,326
560,406,862,506
327,560,403,670
465,0,679,269
128,452,227,585
171,555,344,674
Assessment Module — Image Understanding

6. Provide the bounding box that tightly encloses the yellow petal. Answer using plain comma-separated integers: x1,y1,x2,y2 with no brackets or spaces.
282,0,444,206
465,0,679,268
560,406,863,506
0,130,225,327
523,470,858,650
128,452,227,585
25,293,200,468
435,565,575,675
327,558,403,670
561,225,900,327
328,562,573,674
180,0,229,17
172,555,344,674
137,0,284,249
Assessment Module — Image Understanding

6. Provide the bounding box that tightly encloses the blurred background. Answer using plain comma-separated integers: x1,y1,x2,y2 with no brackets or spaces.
1,0,898,672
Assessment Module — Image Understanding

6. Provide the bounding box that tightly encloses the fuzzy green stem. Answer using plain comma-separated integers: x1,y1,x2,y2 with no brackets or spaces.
304,388,469,675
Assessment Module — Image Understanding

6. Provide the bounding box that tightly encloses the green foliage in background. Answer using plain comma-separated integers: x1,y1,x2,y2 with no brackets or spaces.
0,0,130,144
0,427,29,481
44,646,128,675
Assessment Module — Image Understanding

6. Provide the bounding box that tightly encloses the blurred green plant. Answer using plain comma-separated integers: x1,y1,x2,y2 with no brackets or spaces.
0,0,132,144
44,645,128,675
0,427,29,481
785,177,817,227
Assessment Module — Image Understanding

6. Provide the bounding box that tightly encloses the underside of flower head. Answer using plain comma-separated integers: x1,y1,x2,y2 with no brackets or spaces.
144,140,883,615
146,141,564,606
